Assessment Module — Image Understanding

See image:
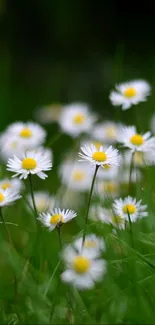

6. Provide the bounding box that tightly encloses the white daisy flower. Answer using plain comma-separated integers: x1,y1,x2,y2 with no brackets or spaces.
0,134,25,161
35,103,62,124
7,150,52,180
59,160,93,192
110,80,151,110
73,234,105,258
0,178,23,192
61,245,106,289
97,164,119,180
96,180,119,199
80,138,104,151
38,208,77,231
92,121,123,144
117,126,155,152
113,196,148,222
79,144,121,168
0,188,21,207
27,191,56,213
5,121,46,148
90,205,125,229
34,147,53,163
123,149,155,167
59,103,96,137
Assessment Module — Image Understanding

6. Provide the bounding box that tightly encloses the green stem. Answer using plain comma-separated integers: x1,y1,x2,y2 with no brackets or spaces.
82,165,99,246
129,151,135,193
28,174,38,218
46,132,62,148
57,226,62,249
127,211,134,248
0,207,13,246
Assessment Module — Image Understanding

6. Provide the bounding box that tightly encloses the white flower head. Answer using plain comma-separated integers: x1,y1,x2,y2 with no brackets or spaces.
89,205,125,229
7,150,52,180
73,234,105,258
110,80,151,110
38,208,77,231
61,245,106,289
0,188,21,207
92,121,124,144
79,144,121,168
117,126,155,153
123,149,155,167
113,196,148,222
97,164,119,180
59,103,96,137
59,160,93,192
5,122,46,148
0,178,23,192
27,191,55,213
0,134,25,161
35,103,62,124
96,180,119,199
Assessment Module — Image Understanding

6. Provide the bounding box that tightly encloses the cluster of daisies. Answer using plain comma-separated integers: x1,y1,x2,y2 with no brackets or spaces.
0,78,155,290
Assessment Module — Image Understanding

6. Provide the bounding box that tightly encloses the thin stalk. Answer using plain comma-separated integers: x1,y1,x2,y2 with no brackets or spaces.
0,207,13,246
129,151,135,193
57,226,62,249
82,165,99,246
28,174,38,218
46,132,62,148
127,211,134,248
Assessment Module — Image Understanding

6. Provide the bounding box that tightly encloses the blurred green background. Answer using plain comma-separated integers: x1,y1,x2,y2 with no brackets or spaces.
1,0,155,128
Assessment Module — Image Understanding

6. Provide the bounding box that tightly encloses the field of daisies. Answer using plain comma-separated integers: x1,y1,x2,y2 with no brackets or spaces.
1,79,155,324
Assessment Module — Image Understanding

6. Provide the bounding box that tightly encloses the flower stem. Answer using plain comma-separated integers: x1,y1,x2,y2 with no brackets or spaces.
82,165,99,246
127,211,134,248
57,226,62,249
129,152,135,193
28,174,38,218
0,207,13,246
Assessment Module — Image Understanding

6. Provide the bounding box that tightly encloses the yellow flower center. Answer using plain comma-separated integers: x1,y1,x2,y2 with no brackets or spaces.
11,141,18,149
105,127,116,138
104,182,117,193
84,240,97,248
72,171,85,181
130,134,144,146
111,215,124,225
1,183,12,190
123,204,136,214
0,193,5,202
50,214,64,225
19,128,32,138
124,87,136,98
73,256,91,273
73,113,85,124
103,164,111,169
22,158,37,170
92,151,107,162
93,141,103,150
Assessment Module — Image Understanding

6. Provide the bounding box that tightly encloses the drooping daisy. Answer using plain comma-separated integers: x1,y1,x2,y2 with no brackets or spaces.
35,103,62,124
38,208,77,231
59,103,96,137
61,245,106,289
27,191,56,213
7,150,52,180
96,180,119,199
0,178,23,192
89,205,125,229
79,144,121,168
59,160,93,192
110,80,151,110
5,122,46,148
0,188,21,207
92,122,123,144
117,126,155,152
73,234,105,258
113,196,148,222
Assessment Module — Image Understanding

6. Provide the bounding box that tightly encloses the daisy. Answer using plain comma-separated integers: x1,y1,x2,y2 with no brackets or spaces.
5,121,46,148
79,144,121,168
35,103,62,124
0,178,23,192
0,188,21,207
110,80,151,110
59,161,93,192
73,234,105,258
7,150,52,180
117,126,155,152
97,165,119,180
38,208,77,231
0,134,25,161
96,180,119,199
92,122,123,144
61,245,106,289
90,205,125,229
113,196,148,222
123,149,155,167
59,102,96,137
27,191,56,213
